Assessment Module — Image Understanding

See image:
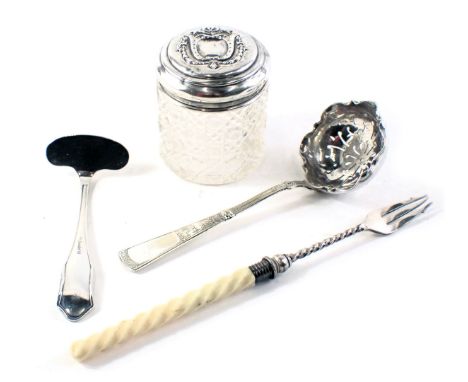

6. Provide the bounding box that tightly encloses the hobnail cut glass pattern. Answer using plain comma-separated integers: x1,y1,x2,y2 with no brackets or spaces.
158,88,268,185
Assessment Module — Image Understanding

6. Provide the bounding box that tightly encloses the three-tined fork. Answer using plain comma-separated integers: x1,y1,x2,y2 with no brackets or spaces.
71,195,432,361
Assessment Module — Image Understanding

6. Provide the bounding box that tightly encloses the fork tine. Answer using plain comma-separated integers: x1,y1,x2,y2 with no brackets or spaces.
390,199,432,230
381,195,428,217
385,195,429,224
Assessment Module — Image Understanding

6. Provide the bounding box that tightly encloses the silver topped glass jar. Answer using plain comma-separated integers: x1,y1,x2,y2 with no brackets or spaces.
157,26,270,185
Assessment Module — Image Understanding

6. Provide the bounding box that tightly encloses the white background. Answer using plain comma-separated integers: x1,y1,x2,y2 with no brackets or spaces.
0,1,464,381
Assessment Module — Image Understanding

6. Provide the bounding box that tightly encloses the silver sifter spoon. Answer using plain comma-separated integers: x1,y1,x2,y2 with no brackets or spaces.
120,101,385,271
47,135,129,321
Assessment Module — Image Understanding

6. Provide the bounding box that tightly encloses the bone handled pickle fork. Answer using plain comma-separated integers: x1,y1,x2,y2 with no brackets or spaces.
71,195,431,361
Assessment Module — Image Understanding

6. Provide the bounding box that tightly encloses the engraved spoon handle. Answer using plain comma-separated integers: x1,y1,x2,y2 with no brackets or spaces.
57,176,94,321
119,180,311,271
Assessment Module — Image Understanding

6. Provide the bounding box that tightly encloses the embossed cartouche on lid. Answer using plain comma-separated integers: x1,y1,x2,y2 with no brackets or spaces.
158,26,270,110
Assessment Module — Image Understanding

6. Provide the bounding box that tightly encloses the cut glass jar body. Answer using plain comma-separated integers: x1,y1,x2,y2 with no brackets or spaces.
158,87,268,185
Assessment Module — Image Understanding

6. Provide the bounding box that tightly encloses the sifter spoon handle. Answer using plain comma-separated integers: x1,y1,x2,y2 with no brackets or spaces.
119,180,311,271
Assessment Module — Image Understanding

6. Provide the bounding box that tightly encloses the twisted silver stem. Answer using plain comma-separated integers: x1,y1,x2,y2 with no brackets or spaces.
289,224,365,263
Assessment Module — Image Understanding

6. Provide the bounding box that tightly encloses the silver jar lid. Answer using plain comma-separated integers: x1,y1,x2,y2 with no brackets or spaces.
158,26,270,110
